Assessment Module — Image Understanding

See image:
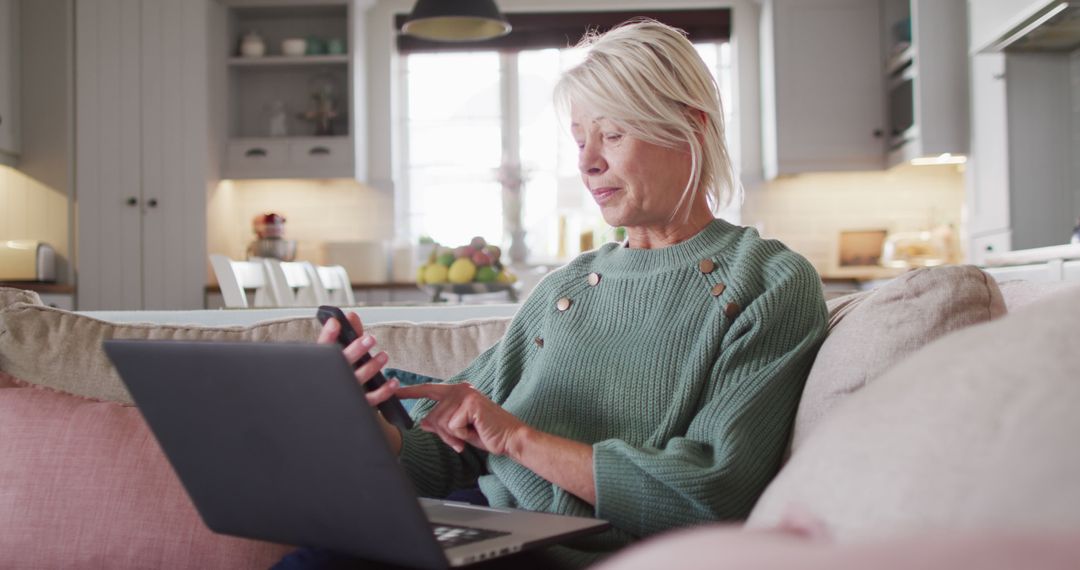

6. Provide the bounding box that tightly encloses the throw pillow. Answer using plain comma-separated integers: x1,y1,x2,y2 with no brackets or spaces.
597,525,1080,570
0,384,292,568
790,265,1006,451
995,279,1080,312
0,287,509,404
748,286,1080,540
0,369,19,388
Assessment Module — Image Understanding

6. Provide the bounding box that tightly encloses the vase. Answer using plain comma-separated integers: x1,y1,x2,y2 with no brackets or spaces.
239,31,265,57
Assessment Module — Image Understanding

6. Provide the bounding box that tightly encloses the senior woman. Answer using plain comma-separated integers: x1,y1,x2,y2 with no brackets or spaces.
294,19,827,569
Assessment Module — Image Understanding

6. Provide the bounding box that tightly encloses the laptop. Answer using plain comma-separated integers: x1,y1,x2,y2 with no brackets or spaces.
103,340,609,569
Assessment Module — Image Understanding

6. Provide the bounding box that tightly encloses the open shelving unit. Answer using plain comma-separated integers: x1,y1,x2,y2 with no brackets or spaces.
217,0,364,180
880,0,968,167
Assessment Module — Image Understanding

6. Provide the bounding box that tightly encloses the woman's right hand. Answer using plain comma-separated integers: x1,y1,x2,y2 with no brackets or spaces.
316,310,400,408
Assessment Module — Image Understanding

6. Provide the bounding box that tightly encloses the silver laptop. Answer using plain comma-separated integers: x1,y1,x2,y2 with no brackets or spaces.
103,340,609,569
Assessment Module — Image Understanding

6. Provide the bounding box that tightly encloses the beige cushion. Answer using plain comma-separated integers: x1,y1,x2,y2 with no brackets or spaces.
0,287,510,404
996,279,1080,312
791,266,1006,451
748,286,1080,540
598,525,1080,570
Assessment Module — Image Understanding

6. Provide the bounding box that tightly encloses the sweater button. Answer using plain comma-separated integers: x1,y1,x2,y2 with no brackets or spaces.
586,272,601,286
698,259,716,273
556,297,572,312
711,282,726,297
534,337,544,348
724,301,741,319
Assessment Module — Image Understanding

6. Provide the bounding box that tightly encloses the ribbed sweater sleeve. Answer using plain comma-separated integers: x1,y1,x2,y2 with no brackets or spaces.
396,350,492,498
592,258,825,536
397,286,552,498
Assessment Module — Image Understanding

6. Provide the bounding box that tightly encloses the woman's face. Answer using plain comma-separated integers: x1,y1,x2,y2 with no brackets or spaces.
571,104,694,230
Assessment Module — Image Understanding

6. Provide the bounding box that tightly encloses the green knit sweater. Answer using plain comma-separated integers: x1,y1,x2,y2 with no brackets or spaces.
399,219,827,565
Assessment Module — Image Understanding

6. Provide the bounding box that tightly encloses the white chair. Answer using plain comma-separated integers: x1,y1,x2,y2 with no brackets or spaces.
263,259,325,307
308,264,357,306
209,254,281,308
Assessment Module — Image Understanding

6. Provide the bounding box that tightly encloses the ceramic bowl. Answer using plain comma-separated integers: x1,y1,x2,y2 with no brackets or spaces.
281,38,306,57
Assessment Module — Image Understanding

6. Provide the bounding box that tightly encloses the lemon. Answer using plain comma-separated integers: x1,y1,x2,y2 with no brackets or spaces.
423,263,449,284
448,258,477,284
496,270,517,284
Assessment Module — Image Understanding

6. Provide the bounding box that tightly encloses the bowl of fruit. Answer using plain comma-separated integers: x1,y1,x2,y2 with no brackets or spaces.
417,236,518,301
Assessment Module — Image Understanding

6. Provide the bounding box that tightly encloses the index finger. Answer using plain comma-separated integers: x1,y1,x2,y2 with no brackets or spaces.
396,383,452,401
316,316,340,344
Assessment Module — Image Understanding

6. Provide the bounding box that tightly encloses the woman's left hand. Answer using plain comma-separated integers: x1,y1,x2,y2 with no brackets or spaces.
396,382,528,456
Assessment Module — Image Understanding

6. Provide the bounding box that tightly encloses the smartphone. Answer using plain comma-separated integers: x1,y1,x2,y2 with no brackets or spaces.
316,305,414,431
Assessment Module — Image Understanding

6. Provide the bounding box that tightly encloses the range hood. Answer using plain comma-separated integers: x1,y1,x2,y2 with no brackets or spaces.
990,1,1080,52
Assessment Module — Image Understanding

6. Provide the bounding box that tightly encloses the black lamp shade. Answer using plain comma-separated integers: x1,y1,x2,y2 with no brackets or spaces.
402,0,512,42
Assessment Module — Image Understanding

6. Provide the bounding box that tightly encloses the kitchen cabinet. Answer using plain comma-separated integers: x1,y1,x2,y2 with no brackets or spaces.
966,50,1077,261
967,54,1011,240
0,0,19,164
968,0,1059,53
75,0,209,310
216,0,367,180
881,0,968,167
760,0,885,178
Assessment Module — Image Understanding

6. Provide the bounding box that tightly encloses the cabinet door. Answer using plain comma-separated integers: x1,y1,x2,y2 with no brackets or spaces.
138,0,208,310
968,0,1058,52
0,0,19,158
969,229,1011,266
76,0,144,310
762,0,884,178
76,0,208,310
967,53,1011,237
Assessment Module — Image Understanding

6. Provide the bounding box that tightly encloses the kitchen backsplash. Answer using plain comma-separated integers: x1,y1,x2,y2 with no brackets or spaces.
207,178,394,265
0,165,70,278
206,164,964,281
741,164,965,277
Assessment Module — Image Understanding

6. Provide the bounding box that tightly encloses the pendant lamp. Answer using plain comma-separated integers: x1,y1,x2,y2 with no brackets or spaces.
401,0,512,42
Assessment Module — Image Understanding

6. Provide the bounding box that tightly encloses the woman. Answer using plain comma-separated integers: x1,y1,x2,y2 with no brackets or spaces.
304,19,826,568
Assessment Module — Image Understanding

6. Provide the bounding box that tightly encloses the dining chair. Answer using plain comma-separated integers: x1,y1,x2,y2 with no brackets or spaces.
263,259,326,307
208,254,281,308
307,264,357,306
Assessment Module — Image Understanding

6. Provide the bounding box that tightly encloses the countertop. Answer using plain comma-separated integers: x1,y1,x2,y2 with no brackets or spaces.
0,281,75,294
204,282,420,293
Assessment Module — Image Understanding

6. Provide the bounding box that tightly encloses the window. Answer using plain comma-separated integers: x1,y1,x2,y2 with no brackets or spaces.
398,11,736,262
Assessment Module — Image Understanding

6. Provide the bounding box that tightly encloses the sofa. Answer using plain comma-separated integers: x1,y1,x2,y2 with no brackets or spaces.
1,264,1078,569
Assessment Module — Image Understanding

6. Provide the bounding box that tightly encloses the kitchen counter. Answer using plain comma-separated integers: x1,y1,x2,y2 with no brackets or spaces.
0,281,75,294
203,282,420,294
204,281,430,309
984,244,1080,267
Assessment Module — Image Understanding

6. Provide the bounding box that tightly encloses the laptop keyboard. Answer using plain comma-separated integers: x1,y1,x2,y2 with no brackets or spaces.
431,524,510,549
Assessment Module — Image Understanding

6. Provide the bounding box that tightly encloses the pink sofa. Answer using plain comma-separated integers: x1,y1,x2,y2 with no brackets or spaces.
1,265,1078,568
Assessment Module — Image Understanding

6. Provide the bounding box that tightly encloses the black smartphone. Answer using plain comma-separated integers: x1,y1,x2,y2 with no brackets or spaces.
316,305,414,431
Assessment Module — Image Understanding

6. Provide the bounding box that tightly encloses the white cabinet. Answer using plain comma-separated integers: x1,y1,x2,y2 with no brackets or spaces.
217,1,367,180
760,0,885,178
969,229,1012,266
965,49,1077,261
75,0,208,310
968,0,1059,53
226,136,353,178
0,0,19,163
882,0,969,167
967,54,1011,238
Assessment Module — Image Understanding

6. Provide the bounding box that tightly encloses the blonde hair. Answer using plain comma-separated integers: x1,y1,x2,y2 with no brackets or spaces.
554,19,740,219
